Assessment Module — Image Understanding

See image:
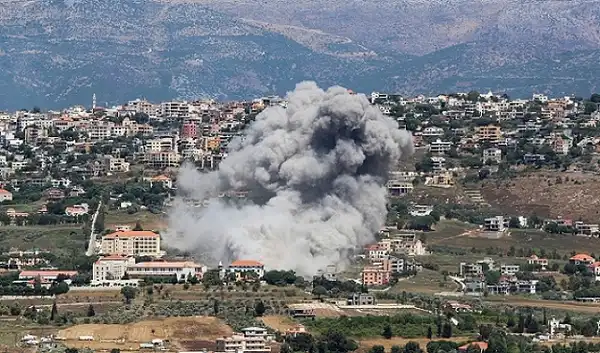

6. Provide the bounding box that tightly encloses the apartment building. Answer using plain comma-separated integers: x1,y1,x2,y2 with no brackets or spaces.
430,156,446,172
145,151,181,169
527,255,549,269
482,148,502,164
429,139,452,154
216,327,271,353
361,265,391,286
145,137,175,152
484,216,507,232
126,261,206,281
161,101,190,118
104,156,130,173
500,264,520,276
93,255,135,282
475,125,502,143
100,230,161,257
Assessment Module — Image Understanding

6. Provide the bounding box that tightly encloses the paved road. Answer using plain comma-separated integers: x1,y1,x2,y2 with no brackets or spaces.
85,201,102,256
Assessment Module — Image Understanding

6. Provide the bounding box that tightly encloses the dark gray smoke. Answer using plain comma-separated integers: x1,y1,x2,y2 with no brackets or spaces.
165,81,414,276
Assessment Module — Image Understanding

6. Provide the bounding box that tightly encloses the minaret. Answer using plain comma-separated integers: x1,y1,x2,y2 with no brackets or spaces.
92,93,97,110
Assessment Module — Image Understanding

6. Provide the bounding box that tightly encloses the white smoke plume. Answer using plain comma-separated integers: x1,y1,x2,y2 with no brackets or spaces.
165,81,414,277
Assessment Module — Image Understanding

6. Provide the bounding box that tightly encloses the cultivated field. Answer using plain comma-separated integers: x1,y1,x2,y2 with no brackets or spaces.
57,316,231,351
0,225,85,255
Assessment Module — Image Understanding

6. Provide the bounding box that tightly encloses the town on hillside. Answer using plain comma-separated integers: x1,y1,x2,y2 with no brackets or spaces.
1,90,600,353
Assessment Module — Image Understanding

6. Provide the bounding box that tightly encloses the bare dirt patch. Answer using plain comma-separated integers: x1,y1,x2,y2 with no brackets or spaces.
260,315,297,332
58,316,232,351
481,172,600,221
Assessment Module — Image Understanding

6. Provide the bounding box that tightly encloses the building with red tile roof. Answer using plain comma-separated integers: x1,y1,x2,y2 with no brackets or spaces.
569,253,595,265
228,260,265,280
458,342,488,353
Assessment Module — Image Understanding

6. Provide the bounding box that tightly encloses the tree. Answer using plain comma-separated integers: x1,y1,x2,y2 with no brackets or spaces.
486,330,508,353
403,342,422,353
110,349,121,353
254,301,266,317
584,101,598,114
120,286,137,304
213,299,219,315
391,346,401,353
591,94,600,103
441,323,452,338
87,304,95,317
312,285,328,299
133,221,143,231
65,349,79,353
427,326,432,339
320,330,358,353
382,324,393,339
50,301,57,321
370,346,385,353
485,270,501,285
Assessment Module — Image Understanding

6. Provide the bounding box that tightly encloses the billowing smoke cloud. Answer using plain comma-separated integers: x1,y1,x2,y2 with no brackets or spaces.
165,81,414,277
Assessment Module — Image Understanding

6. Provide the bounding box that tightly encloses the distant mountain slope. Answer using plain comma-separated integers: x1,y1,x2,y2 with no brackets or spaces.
0,0,599,109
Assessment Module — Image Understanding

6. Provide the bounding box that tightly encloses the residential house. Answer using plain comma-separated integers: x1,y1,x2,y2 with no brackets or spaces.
569,254,595,266
0,188,12,202
527,255,549,270
100,230,162,257
227,260,265,280
145,175,173,189
500,264,520,276
484,216,507,232
65,203,89,217
458,342,488,353
347,293,375,306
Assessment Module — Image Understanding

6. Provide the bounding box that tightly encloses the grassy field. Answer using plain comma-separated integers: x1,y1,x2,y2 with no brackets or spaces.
426,220,600,256
0,225,85,254
484,297,600,314
390,269,458,294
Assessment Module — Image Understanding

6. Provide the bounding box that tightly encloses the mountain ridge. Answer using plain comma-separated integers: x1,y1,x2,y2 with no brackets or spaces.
0,0,599,109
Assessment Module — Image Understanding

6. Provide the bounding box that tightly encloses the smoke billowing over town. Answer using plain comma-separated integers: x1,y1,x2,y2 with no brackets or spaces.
165,81,414,276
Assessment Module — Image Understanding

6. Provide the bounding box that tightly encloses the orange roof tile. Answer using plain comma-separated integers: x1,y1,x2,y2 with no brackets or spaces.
230,260,264,267
459,342,488,351
0,188,12,194
103,230,159,239
570,254,595,261
151,175,171,181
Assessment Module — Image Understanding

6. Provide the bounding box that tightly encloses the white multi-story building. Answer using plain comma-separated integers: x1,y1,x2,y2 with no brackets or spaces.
429,139,452,154
93,256,135,282
126,261,206,281
484,216,506,232
100,230,161,257
482,148,502,164
500,264,520,276
216,327,271,353
430,156,446,172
